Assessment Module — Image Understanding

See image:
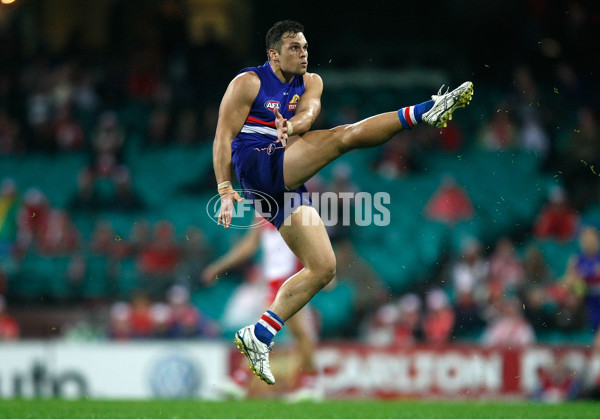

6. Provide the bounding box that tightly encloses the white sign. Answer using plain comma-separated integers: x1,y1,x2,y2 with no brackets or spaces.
0,341,229,399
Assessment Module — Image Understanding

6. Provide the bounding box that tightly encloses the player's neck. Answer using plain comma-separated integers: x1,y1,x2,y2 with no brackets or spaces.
269,61,295,83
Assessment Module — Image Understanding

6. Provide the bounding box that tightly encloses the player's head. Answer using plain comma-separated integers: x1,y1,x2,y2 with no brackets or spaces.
266,20,308,75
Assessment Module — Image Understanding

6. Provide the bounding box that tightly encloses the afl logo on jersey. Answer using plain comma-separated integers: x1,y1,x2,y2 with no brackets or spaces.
288,94,300,112
264,100,280,110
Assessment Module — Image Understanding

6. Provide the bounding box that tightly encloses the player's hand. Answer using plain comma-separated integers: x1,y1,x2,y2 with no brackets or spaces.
273,107,288,147
202,265,220,284
218,190,244,229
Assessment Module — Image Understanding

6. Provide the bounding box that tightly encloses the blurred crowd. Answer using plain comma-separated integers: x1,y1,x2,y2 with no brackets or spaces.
107,285,219,340
0,176,213,294
362,210,600,351
0,0,598,365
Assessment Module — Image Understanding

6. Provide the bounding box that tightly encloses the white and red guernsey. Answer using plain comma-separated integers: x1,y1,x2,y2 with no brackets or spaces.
259,221,303,304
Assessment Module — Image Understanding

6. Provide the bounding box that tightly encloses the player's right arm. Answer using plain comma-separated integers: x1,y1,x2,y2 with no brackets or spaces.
202,226,260,283
213,72,261,229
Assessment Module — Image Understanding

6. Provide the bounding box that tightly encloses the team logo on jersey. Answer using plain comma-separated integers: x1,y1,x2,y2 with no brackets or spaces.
264,100,280,110
288,94,300,112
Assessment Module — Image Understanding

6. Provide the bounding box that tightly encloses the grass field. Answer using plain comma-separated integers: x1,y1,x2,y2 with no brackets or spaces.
0,400,598,419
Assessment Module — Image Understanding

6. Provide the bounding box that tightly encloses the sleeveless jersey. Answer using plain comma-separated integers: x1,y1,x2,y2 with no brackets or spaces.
232,61,305,151
229,61,311,229
576,253,600,294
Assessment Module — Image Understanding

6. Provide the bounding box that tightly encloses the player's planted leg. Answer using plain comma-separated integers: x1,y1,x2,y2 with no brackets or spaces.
235,206,335,385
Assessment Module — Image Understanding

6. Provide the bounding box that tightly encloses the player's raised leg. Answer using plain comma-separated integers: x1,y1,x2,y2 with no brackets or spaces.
284,81,473,190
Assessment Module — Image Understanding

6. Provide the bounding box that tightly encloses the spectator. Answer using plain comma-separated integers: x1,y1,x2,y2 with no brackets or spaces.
483,298,535,347
68,168,105,213
519,110,550,157
520,285,556,333
554,288,587,333
166,285,219,339
17,188,51,252
364,303,400,347
128,219,151,255
425,175,474,225
72,70,99,115
451,238,489,303
129,293,153,338
453,290,486,338
0,110,24,155
108,301,132,340
522,244,554,285
53,104,86,151
88,111,126,179
0,295,19,340
109,169,145,212
422,288,455,346
150,302,172,339
374,134,415,179
480,106,518,151
0,178,20,259
488,237,525,299
534,358,581,402
393,293,423,347
519,245,556,332
533,186,578,242
510,65,541,117
137,220,181,297
435,122,465,153
89,220,117,257
37,209,80,256
559,108,600,210
564,226,600,335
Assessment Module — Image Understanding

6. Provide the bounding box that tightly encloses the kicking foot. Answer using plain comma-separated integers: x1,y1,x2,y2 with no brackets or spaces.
423,81,474,128
234,325,275,385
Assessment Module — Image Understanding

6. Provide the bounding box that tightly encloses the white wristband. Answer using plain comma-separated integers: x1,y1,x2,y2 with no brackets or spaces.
286,121,294,136
217,181,232,190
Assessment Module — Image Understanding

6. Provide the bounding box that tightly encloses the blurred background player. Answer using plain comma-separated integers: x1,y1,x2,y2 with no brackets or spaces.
203,216,321,400
564,226,600,348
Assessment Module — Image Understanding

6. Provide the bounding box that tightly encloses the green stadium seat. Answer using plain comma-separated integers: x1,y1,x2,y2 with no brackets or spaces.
81,255,110,299
115,258,140,299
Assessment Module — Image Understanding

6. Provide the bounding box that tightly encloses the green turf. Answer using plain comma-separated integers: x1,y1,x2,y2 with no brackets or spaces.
0,399,598,419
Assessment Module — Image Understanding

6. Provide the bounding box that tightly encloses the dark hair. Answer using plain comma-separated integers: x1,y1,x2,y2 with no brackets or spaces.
265,20,304,59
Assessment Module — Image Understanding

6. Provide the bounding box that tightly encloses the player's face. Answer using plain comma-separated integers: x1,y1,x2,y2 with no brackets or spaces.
275,32,308,75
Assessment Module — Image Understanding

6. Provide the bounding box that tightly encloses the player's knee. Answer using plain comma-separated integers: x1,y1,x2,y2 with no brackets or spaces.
315,254,336,287
330,125,352,154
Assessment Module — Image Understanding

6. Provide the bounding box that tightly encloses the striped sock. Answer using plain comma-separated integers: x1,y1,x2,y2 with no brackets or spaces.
398,100,434,130
254,310,285,345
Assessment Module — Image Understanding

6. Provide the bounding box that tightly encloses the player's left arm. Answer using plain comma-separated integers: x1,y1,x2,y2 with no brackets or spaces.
286,73,323,135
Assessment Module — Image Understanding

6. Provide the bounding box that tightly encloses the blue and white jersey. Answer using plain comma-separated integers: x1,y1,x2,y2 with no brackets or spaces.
232,61,305,150
229,61,310,229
